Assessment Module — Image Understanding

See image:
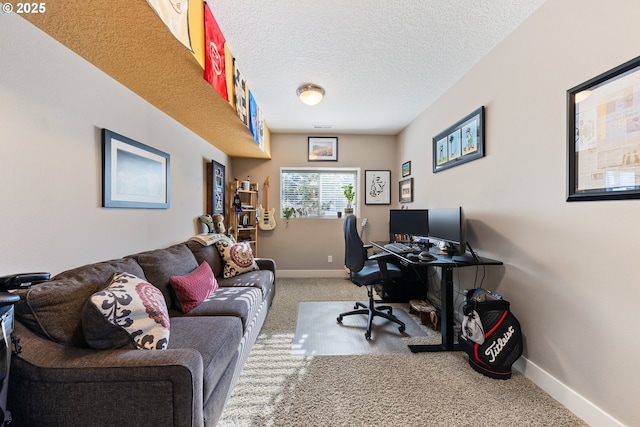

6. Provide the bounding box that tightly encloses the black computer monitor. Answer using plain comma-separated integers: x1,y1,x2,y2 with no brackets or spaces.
389,209,429,241
427,207,466,255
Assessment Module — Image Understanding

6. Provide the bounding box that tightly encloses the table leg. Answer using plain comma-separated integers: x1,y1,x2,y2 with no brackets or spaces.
408,266,461,353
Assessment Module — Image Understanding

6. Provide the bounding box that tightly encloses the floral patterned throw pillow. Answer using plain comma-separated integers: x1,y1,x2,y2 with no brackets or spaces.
215,240,258,278
83,272,170,350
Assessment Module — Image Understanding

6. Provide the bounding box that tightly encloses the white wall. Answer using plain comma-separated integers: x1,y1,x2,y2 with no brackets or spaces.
0,14,228,275
399,0,639,425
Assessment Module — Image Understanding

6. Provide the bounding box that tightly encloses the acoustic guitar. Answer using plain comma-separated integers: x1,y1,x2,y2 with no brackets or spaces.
258,176,276,230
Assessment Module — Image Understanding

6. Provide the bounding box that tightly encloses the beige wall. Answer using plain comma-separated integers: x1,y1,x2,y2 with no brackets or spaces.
398,0,639,425
232,133,398,275
0,14,230,275
2,1,638,425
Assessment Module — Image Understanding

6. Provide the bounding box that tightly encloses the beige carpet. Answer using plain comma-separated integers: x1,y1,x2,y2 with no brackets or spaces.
218,278,587,427
292,301,427,356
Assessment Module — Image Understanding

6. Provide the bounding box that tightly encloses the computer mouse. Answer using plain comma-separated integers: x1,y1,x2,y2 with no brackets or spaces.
418,251,435,260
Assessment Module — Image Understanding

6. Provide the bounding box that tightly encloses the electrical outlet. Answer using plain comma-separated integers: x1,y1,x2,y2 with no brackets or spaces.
328,255,333,263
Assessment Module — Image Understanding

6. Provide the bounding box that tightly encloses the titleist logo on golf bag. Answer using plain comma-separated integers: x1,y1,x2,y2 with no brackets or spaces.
484,325,515,362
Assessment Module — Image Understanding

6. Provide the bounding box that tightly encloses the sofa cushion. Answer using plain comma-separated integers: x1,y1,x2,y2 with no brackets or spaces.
217,269,275,297
186,240,225,278
53,257,147,284
169,261,218,313
13,257,146,347
83,272,170,350
215,240,258,278
170,286,262,331
13,279,94,347
133,244,199,309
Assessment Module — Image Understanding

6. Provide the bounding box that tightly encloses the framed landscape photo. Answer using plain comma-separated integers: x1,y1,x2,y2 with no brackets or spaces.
402,161,411,177
102,129,170,208
364,170,391,205
567,55,640,201
308,136,338,161
399,178,413,203
433,106,485,173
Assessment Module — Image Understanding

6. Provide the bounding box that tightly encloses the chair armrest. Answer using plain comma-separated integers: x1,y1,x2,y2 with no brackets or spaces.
367,251,397,281
368,251,395,261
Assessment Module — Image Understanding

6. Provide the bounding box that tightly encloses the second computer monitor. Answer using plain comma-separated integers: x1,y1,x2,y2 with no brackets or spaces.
427,207,466,255
389,209,429,240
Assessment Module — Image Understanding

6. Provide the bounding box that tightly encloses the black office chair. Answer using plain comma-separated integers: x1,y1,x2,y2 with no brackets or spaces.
337,214,406,339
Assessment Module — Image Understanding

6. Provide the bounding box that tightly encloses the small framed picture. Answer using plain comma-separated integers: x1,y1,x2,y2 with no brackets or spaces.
399,178,413,203
308,136,338,161
402,161,411,177
364,170,391,205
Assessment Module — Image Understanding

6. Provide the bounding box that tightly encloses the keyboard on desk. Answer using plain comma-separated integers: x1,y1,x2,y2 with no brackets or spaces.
383,242,415,254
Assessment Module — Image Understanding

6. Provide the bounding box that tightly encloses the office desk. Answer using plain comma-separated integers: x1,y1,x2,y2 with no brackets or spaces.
370,241,503,352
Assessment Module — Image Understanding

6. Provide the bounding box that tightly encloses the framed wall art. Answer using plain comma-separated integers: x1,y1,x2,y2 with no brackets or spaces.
399,178,413,203
433,106,485,173
211,160,225,214
402,161,411,177
308,136,338,161
364,170,391,205
102,129,170,209
567,55,640,201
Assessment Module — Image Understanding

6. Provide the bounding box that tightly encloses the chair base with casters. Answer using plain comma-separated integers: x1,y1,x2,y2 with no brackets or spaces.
337,284,406,340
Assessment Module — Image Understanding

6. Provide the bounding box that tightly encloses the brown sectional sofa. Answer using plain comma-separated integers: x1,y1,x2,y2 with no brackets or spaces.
8,239,275,427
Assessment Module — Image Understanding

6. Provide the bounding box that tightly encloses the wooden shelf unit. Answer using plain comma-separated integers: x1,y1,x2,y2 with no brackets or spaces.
228,181,258,255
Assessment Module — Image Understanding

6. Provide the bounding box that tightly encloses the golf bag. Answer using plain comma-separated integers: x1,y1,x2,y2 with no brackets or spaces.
458,288,522,379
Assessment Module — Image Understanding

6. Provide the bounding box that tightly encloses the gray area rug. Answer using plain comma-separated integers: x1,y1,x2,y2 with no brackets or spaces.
292,301,427,356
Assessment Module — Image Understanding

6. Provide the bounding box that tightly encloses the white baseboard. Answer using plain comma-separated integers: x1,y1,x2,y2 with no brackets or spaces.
278,270,348,278
513,357,623,427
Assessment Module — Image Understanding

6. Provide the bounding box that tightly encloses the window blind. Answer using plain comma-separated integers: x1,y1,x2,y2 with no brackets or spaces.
281,168,358,218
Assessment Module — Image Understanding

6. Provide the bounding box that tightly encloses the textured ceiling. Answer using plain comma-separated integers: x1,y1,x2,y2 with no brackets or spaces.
210,0,547,135
20,0,546,158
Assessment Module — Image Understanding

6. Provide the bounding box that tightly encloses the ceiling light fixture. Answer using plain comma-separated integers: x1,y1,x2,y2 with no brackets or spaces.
296,84,325,106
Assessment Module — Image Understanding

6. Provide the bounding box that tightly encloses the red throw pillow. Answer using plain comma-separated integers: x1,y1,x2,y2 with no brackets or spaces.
169,262,218,313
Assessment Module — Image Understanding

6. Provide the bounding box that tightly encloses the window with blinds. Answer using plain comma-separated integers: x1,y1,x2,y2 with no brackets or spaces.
280,168,359,218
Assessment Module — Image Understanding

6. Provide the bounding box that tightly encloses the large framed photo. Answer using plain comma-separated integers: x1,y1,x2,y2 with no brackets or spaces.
568,56,640,201
308,136,338,161
102,129,170,208
364,170,391,205
433,106,485,173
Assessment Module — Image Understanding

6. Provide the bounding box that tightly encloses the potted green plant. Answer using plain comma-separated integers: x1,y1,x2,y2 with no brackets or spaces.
282,207,296,224
342,184,355,215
